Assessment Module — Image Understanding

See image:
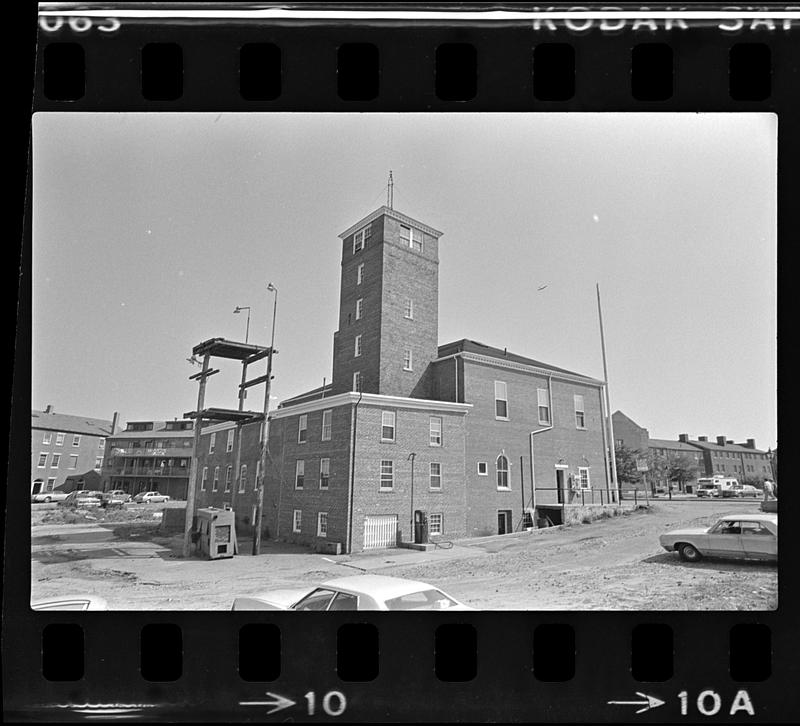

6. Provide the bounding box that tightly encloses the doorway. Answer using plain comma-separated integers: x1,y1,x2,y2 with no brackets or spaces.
556,469,566,504
497,510,512,535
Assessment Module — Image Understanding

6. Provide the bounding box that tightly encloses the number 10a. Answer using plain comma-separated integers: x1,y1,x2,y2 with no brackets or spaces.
678,690,755,717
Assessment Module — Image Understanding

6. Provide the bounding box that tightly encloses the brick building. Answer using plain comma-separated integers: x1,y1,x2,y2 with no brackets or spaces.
101,418,195,499
31,405,115,496
611,411,774,490
192,204,613,551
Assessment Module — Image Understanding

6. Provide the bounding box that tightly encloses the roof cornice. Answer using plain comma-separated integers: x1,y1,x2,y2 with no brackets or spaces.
338,206,443,240
272,391,472,418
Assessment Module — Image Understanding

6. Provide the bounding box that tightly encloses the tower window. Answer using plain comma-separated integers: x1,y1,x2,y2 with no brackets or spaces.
298,414,308,443
400,224,423,253
355,298,363,320
429,417,442,446
357,263,364,285
353,371,362,392
403,349,413,371
295,460,305,490
321,409,332,441
353,229,365,253
404,298,413,319
354,334,362,357
430,462,442,490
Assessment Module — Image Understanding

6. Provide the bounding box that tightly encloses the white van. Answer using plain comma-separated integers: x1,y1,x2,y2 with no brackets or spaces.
696,477,739,498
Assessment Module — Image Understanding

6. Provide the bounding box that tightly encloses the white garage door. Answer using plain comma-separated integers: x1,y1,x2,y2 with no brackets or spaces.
363,515,398,550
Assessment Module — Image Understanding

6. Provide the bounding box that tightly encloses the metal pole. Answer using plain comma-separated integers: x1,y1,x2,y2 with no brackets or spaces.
519,456,526,528
182,352,210,558
597,284,619,502
253,284,277,555
245,308,250,345
408,452,416,543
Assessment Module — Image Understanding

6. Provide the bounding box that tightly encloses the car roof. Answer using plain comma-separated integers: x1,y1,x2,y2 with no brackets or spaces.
319,574,441,598
720,513,777,522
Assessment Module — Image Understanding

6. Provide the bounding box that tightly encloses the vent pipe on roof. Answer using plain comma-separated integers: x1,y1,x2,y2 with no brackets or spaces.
110,412,119,435
45,404,54,414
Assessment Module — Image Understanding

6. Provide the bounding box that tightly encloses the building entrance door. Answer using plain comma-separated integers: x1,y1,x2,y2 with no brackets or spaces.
497,510,512,535
556,469,566,503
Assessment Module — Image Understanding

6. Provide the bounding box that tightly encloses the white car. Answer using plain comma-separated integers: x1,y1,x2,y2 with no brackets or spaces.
31,490,69,503
133,491,170,504
101,490,132,505
61,490,103,507
659,513,777,562
232,574,474,611
31,595,108,611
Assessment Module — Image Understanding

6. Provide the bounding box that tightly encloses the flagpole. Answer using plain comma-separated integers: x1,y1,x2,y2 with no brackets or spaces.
597,283,619,502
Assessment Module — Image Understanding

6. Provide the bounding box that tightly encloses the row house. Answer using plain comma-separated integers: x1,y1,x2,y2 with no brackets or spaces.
31,405,116,495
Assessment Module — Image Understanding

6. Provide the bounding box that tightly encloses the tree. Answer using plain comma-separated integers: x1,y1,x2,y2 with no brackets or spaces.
615,444,644,489
667,454,700,491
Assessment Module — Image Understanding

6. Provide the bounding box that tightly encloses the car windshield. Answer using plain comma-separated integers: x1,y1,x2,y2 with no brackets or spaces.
293,589,336,611
384,589,458,611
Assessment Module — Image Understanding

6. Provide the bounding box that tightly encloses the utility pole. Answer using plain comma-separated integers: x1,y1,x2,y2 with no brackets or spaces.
253,283,278,555
387,170,394,209
597,283,619,503
182,353,215,557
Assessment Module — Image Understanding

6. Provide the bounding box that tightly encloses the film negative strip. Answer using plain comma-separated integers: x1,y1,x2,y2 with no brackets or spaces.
5,2,797,722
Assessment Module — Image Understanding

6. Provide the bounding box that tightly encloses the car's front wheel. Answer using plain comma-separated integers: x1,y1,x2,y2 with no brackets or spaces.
43,497,51,503
678,543,703,562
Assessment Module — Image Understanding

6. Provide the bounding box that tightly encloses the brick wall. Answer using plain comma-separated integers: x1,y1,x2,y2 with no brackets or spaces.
267,403,354,550
349,403,467,551
32,429,108,492
457,359,610,537
611,412,649,452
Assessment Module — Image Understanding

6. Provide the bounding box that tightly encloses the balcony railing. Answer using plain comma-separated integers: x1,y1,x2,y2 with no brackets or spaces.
107,465,189,477
110,446,193,458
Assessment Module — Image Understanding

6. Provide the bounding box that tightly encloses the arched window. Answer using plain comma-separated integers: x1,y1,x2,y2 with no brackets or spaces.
32,478,44,494
496,455,509,489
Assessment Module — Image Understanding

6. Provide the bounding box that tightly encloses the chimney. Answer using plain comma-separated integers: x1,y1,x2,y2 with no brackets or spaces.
746,438,756,449
716,436,726,446
45,404,54,414
110,412,119,435
698,436,708,442
678,433,689,443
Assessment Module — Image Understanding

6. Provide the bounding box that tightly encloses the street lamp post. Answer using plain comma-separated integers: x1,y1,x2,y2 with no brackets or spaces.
253,284,277,555
233,306,252,344
408,452,416,544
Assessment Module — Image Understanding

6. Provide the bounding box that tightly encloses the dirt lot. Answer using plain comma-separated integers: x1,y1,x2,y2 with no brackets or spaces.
30,499,776,610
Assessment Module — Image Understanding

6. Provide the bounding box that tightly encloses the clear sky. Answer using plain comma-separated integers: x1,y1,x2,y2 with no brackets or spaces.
32,112,777,449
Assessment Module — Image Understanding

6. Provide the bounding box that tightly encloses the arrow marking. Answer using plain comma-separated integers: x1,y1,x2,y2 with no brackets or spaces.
608,692,665,714
240,692,296,715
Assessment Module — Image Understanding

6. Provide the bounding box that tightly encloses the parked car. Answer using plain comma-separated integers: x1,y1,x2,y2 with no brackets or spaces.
232,574,475,611
723,484,760,498
61,490,103,507
659,513,777,562
31,490,69,503
101,490,132,506
133,491,170,504
31,595,108,611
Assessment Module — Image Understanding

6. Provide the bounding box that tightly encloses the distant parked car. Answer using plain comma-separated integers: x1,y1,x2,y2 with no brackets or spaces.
659,513,777,562
101,490,131,506
232,574,475,611
724,484,760,498
31,595,108,611
133,491,170,504
61,490,102,507
31,490,69,503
